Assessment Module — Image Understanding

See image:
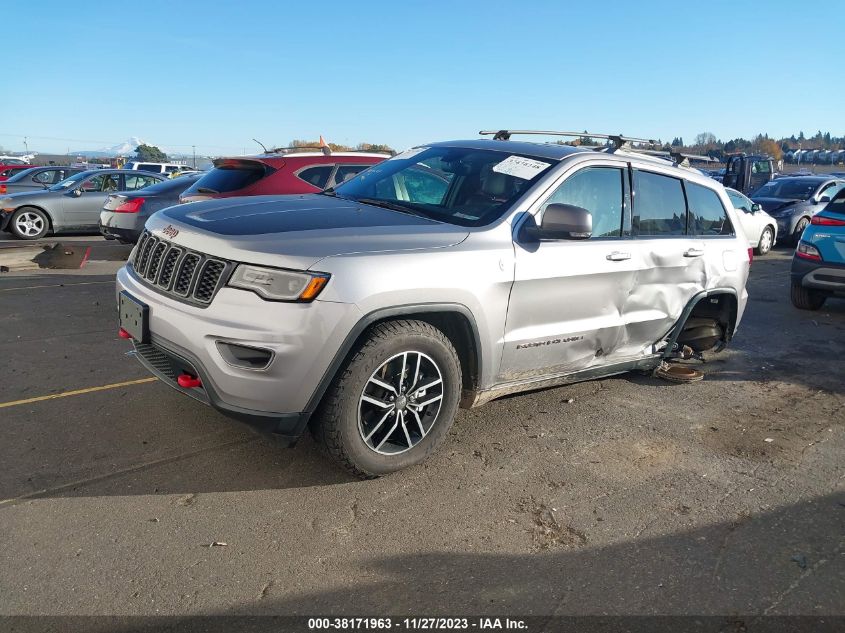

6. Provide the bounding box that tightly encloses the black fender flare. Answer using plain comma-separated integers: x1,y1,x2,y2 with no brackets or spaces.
303,302,483,416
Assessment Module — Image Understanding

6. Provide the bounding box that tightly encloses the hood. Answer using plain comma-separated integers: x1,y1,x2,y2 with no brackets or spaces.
147,194,470,270
751,197,805,214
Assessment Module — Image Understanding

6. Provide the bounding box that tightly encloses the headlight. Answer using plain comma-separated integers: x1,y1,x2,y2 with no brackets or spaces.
228,264,329,302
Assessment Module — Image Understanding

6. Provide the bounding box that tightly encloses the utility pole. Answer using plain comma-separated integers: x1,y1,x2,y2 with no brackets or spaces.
192,145,196,169
23,136,28,154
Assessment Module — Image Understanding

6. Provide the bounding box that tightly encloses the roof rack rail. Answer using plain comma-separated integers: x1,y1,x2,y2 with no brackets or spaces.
268,145,333,156
265,146,396,157
479,129,660,148
631,149,718,167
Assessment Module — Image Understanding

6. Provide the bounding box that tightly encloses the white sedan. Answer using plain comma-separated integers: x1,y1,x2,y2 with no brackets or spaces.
726,187,778,255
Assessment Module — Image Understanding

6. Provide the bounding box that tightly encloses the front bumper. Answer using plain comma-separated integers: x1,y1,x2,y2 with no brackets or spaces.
791,256,845,296
116,265,362,441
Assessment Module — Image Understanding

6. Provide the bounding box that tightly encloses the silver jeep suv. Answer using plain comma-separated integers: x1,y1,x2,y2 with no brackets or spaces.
116,132,751,477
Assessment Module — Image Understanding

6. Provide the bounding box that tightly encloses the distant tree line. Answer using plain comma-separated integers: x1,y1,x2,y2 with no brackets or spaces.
289,139,394,153
667,130,845,162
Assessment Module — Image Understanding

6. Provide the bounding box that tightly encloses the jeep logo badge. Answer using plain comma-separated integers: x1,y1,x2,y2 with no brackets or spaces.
162,225,179,239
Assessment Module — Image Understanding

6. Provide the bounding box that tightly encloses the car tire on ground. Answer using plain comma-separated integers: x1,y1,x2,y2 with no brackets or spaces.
311,319,462,478
755,226,774,256
9,207,50,240
790,280,826,311
792,217,810,245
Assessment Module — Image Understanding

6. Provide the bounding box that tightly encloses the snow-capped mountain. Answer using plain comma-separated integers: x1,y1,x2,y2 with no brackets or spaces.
71,137,168,157
103,137,147,156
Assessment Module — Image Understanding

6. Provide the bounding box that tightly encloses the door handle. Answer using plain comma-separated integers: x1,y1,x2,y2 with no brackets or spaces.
684,248,705,257
606,251,631,261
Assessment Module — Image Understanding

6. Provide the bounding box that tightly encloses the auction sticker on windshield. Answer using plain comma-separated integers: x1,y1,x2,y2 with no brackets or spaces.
492,155,550,180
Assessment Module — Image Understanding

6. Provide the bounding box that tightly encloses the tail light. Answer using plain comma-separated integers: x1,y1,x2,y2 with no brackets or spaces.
0,185,6,194
114,197,145,213
796,242,822,261
811,215,845,226
747,247,753,265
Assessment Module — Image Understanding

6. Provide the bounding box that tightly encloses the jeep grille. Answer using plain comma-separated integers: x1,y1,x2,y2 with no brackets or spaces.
132,230,231,306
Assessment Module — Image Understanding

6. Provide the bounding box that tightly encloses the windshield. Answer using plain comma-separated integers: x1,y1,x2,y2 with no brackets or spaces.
50,172,90,191
752,179,820,200
332,146,557,227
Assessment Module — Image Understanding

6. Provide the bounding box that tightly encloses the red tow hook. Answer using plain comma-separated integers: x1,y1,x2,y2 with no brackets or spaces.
118,327,132,339
177,373,202,389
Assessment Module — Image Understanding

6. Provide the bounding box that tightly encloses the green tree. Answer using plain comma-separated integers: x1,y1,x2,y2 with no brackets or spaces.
135,144,168,162
357,143,394,153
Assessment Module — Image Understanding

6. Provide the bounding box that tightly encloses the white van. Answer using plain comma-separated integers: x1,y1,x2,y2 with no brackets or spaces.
123,161,197,175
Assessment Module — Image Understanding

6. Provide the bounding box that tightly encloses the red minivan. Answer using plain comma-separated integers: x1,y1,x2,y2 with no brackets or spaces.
179,150,390,203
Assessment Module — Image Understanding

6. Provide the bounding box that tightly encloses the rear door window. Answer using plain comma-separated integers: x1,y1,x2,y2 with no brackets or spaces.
686,182,733,235
297,165,333,188
633,171,687,236
138,164,162,173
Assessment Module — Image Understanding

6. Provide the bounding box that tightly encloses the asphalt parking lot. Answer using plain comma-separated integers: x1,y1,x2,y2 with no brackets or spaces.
0,237,843,622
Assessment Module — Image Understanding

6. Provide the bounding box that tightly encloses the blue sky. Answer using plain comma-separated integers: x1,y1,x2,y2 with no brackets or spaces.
1,0,840,156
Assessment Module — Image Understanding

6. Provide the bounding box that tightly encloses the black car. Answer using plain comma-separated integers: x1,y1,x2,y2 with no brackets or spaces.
1,166,84,195
99,173,202,243
751,177,845,244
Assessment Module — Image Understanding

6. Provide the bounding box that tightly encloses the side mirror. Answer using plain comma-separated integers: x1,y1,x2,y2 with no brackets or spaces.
818,196,831,204
751,203,762,213
71,188,83,197
538,203,592,240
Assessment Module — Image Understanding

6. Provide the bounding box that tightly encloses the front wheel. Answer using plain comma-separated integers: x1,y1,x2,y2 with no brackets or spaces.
9,207,49,240
790,281,826,311
311,319,462,478
755,226,774,255
792,217,810,245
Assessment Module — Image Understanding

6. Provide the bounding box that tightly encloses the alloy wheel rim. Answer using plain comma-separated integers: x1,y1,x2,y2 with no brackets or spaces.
760,229,772,252
15,212,44,237
357,351,444,455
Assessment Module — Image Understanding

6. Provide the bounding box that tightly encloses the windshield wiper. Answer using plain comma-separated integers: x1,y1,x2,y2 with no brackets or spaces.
354,197,422,217
196,187,219,194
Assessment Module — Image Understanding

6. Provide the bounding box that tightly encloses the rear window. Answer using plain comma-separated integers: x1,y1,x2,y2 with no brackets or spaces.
194,163,269,193
686,182,733,235
826,188,845,215
297,165,333,188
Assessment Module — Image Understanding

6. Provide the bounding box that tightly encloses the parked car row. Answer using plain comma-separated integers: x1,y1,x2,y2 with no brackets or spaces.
0,148,391,242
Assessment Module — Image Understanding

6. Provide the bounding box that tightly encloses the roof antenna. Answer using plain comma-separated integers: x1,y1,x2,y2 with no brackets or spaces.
252,138,269,153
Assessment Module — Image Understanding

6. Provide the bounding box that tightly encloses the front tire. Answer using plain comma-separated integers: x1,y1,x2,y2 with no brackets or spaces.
792,217,810,245
9,207,49,240
790,281,826,311
755,226,774,255
311,319,461,478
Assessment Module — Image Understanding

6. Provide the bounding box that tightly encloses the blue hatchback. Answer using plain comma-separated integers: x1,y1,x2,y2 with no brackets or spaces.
790,188,845,310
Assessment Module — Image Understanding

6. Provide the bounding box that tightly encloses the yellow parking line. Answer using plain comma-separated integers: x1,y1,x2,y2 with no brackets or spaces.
0,377,157,409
